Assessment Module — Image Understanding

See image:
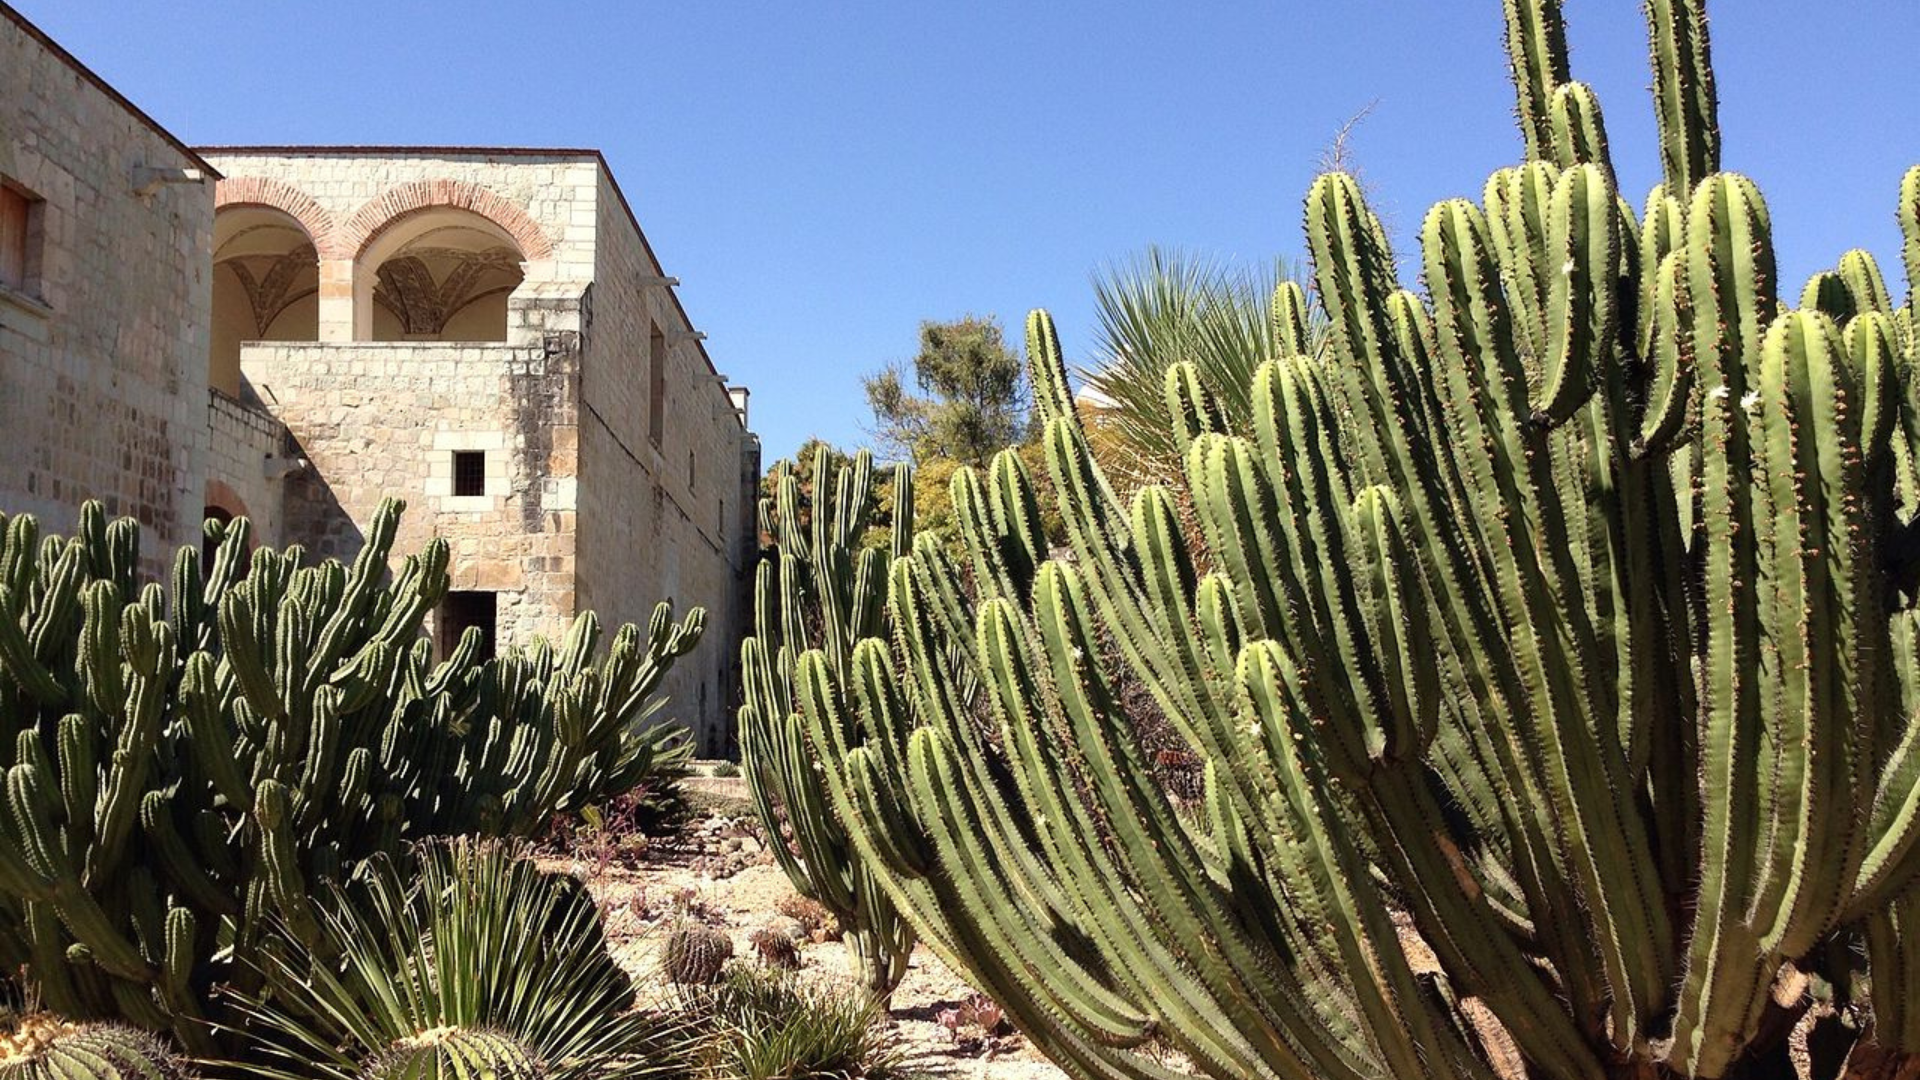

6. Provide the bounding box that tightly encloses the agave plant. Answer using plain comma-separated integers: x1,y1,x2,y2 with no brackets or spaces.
1080,247,1326,500
228,839,676,1080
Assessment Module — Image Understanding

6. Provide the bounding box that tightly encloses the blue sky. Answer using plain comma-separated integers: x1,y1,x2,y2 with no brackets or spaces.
20,2,1916,463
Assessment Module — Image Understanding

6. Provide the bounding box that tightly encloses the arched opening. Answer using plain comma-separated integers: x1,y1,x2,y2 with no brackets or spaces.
201,505,233,573
357,207,525,343
211,206,319,397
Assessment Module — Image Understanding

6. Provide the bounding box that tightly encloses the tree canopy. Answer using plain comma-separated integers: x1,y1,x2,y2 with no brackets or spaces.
861,316,1031,468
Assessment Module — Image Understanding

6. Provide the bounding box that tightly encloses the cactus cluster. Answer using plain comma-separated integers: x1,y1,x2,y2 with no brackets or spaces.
790,2,1920,1079
738,447,915,996
0,500,701,1052
0,1017,190,1080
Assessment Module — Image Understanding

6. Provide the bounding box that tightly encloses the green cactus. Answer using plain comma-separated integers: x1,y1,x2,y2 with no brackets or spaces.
738,447,915,997
0,1017,190,1080
363,1028,546,1080
661,923,735,986
790,3,1920,1079
0,499,702,1054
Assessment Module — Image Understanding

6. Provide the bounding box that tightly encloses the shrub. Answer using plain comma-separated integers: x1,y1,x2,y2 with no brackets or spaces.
229,839,674,1080
682,968,903,1080
775,895,841,944
747,928,802,972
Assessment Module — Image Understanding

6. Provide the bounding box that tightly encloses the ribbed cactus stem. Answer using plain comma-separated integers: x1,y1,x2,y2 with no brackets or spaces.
1644,0,1720,196
1502,0,1571,164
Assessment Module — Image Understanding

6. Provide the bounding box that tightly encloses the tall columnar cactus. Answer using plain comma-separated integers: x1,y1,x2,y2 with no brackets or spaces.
739,447,915,996
794,3,1920,1079
0,500,702,1053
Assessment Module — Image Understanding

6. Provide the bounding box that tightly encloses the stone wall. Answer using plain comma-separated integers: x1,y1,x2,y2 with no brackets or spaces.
206,150,758,750
200,389,291,549
0,9,213,566
242,337,580,648
577,168,757,753
0,18,758,751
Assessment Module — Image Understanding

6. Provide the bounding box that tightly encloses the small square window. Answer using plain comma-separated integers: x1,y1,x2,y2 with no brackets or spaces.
452,451,486,497
0,181,40,294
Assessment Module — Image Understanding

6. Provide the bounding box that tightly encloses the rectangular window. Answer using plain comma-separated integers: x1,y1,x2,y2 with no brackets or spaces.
0,181,37,293
439,591,497,659
452,451,486,497
649,325,666,448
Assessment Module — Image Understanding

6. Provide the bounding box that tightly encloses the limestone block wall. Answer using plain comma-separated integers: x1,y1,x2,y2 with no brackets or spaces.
0,10,214,566
576,168,756,754
242,337,580,647
201,389,290,549
203,149,757,750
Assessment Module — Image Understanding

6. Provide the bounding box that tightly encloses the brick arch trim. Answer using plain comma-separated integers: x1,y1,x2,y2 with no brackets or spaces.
203,479,250,523
214,177,339,258
340,179,555,263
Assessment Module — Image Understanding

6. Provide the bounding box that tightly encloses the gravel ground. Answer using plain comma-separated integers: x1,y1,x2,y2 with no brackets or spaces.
546,831,1077,1079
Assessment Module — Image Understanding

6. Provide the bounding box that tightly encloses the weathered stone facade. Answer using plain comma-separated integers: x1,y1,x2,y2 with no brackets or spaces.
1,6,760,751
200,149,759,751
0,6,216,570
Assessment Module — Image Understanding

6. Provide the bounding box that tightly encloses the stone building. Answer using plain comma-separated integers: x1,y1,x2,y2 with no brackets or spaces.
0,6,760,751
0,5,220,569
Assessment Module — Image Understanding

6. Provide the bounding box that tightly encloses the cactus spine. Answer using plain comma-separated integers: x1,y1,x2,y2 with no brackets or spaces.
0,500,701,1052
794,3,1920,1079
739,447,915,996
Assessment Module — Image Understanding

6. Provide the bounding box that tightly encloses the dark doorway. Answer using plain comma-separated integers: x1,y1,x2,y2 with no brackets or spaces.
439,590,497,659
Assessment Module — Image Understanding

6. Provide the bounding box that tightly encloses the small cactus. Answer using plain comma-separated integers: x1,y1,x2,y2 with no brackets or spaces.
748,928,802,971
662,924,733,985
0,1016,191,1080
363,1026,546,1080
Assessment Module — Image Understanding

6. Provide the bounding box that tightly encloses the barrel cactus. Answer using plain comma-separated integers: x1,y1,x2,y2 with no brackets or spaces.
361,1028,545,1080
0,499,702,1052
662,923,734,986
794,3,1920,1079
0,1018,189,1080
739,447,916,995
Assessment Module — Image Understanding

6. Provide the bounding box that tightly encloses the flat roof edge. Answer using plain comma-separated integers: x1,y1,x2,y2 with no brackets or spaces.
197,145,602,159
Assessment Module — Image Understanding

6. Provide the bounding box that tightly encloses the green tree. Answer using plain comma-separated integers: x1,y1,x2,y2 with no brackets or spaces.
862,316,1031,468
